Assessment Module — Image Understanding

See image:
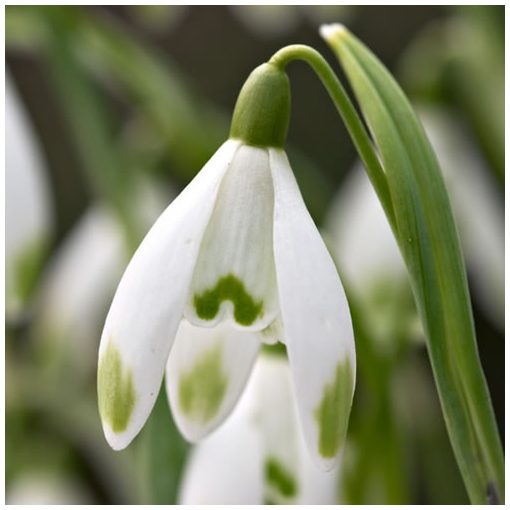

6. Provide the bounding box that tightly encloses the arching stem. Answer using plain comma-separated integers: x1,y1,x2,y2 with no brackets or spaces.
269,45,396,231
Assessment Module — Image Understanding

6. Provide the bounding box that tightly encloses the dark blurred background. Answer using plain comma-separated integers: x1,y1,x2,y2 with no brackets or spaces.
5,5,504,504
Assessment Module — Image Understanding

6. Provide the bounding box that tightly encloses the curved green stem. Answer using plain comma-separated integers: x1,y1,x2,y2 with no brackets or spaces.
269,45,396,231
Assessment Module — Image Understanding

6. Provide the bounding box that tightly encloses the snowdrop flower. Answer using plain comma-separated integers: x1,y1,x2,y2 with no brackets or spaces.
98,62,356,470
178,354,341,504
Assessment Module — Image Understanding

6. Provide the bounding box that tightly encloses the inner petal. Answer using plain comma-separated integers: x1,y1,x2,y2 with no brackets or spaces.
185,145,278,331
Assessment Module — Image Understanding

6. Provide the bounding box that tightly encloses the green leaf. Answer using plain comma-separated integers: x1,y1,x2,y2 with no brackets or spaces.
322,25,503,504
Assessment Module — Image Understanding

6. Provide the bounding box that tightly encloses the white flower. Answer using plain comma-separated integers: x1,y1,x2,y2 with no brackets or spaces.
178,354,341,504
98,59,355,472
98,136,356,470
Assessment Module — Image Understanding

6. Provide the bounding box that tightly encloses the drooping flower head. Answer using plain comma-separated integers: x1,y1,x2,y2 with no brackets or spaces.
98,60,356,470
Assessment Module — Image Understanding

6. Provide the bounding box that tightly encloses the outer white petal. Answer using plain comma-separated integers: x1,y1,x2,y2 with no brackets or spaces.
178,404,263,504
166,319,259,441
185,144,278,331
270,149,356,471
98,140,240,449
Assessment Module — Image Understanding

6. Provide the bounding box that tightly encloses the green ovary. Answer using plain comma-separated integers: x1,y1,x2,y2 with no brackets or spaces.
193,273,263,326
98,341,135,433
179,344,227,423
314,358,354,458
265,457,298,498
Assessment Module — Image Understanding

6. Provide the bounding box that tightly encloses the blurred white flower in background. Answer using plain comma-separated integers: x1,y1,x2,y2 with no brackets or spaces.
178,354,341,505
6,72,53,318
6,472,93,505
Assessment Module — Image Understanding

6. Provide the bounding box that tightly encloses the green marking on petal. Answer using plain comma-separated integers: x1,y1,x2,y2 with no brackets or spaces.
178,344,227,423
194,273,263,326
314,358,354,458
98,340,135,433
265,457,298,498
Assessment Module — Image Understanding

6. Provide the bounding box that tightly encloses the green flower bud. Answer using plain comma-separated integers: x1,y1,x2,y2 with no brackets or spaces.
230,63,290,148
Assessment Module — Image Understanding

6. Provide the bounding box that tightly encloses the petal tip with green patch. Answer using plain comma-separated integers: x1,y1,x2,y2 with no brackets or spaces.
177,343,228,431
313,357,354,470
166,320,260,442
98,340,136,450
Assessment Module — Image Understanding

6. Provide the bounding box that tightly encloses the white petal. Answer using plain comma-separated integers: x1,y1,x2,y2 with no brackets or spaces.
98,140,240,449
184,144,278,331
270,149,356,471
178,406,263,504
166,320,259,441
